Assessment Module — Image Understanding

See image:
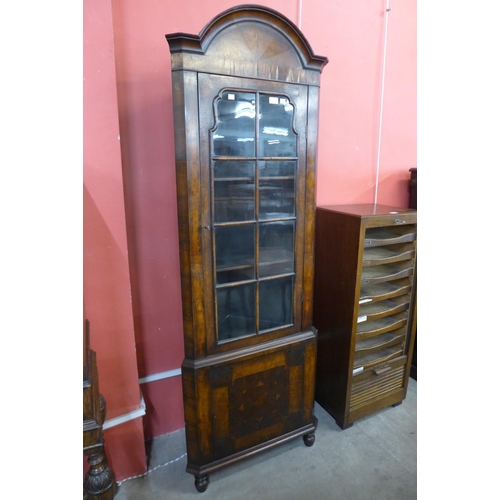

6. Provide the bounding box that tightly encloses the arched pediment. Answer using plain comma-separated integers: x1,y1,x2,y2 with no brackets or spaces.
167,4,328,74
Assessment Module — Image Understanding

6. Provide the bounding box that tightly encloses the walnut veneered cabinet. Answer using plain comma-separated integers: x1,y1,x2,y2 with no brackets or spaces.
165,5,328,492
313,204,417,430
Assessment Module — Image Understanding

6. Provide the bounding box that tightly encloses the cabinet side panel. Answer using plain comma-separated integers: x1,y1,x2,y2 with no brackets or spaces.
303,338,317,422
313,209,361,422
171,70,206,359
182,364,213,467
171,70,193,357
403,278,417,385
181,365,200,463
302,85,320,330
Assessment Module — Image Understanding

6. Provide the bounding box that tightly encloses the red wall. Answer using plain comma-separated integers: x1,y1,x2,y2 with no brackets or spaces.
310,0,417,206
83,0,147,480
83,0,416,481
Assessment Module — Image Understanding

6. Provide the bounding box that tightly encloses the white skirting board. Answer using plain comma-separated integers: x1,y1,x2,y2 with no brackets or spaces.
102,368,182,430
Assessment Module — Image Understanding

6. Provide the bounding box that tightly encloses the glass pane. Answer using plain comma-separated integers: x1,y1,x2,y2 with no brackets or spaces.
259,277,293,331
217,283,256,341
258,161,295,219
214,160,254,179
214,180,255,222
259,178,295,219
213,91,256,157
215,225,255,284
259,221,294,278
258,95,296,157
258,160,295,178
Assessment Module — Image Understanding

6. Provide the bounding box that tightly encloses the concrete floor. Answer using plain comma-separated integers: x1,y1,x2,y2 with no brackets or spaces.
114,378,416,499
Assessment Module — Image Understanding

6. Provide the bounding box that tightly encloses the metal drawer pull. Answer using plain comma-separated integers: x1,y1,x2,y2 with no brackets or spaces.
374,366,392,376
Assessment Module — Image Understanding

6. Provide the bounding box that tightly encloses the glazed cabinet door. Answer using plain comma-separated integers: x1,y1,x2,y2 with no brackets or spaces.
198,74,309,354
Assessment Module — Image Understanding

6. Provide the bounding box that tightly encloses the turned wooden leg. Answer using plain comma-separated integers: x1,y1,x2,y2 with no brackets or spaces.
303,431,315,447
194,474,209,493
84,396,117,500
83,444,117,500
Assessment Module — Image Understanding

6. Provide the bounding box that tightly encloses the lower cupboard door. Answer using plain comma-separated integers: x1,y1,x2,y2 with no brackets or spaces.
210,341,315,461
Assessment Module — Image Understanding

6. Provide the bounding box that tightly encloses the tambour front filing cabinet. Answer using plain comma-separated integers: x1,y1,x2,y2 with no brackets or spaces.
313,204,417,429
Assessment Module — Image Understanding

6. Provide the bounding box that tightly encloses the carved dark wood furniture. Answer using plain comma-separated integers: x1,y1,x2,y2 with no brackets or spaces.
313,204,417,430
166,5,328,492
83,320,117,499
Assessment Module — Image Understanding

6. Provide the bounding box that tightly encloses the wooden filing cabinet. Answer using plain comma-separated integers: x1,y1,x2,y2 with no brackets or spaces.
313,204,417,429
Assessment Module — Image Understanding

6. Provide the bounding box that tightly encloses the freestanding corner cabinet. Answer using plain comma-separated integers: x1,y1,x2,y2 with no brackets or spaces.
313,204,417,430
165,5,328,492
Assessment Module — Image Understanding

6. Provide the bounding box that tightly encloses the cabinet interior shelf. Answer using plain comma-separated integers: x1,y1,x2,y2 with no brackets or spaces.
212,156,298,161
355,328,406,353
363,246,416,266
359,278,412,303
361,262,414,285
353,346,404,371
358,296,410,320
215,176,295,182
356,312,408,339
364,226,416,246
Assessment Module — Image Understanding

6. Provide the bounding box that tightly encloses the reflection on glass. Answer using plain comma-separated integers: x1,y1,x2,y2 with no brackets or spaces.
259,221,294,277
259,277,293,331
258,160,296,178
214,160,255,179
215,225,255,284
259,179,295,219
212,91,299,343
259,95,296,157
258,160,295,219
214,180,255,222
213,91,256,157
217,283,256,340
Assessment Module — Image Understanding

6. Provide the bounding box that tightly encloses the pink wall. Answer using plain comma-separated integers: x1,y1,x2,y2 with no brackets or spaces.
309,0,417,206
83,0,146,480
83,0,416,481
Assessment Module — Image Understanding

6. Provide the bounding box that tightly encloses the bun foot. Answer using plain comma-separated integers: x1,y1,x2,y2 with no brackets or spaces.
303,431,315,447
194,474,209,493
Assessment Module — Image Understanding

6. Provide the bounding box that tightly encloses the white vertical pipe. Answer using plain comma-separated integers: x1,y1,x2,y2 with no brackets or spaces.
298,0,303,30
374,1,391,205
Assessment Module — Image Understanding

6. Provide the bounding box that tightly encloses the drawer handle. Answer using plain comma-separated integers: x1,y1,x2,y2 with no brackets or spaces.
374,366,392,376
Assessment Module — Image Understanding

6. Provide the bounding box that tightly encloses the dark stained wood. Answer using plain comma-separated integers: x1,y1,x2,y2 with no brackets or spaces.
313,204,417,430
408,168,417,380
409,168,417,210
167,4,328,83
83,320,117,500
166,5,327,491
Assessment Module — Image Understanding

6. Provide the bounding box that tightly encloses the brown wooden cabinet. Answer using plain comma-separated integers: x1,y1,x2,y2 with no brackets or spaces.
166,5,327,492
313,204,417,430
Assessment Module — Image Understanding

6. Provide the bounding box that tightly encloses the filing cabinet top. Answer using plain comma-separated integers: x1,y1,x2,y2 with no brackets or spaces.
318,204,417,218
